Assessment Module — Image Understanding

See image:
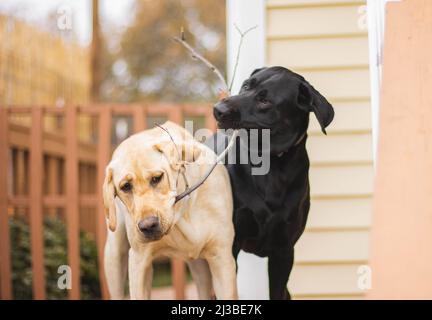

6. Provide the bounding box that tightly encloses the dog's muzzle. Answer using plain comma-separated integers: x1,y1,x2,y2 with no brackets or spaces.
213,101,240,129
137,216,162,240
213,101,231,120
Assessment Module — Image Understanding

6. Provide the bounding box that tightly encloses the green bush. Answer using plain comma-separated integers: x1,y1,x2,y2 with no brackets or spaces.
10,216,101,300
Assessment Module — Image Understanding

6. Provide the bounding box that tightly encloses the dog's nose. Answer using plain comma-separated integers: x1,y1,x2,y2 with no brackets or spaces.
213,101,230,120
138,216,160,236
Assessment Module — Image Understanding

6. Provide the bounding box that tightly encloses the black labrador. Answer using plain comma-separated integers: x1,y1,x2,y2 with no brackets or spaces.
212,66,334,300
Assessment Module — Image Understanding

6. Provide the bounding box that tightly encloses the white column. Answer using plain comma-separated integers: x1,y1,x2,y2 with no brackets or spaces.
226,0,268,300
227,0,266,94
367,0,398,164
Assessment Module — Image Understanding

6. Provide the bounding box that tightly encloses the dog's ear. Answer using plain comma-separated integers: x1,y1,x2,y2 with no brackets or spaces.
154,141,201,166
297,81,334,135
102,167,117,232
250,67,265,77
180,142,201,163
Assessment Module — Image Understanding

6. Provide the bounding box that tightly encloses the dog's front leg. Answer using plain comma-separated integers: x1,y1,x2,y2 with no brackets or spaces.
268,247,294,300
128,248,152,300
104,207,129,300
187,259,213,300
207,250,238,300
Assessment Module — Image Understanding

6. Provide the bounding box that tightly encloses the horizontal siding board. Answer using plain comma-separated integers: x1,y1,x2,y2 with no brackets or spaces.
310,165,374,196
307,133,373,163
268,36,369,68
268,4,366,38
309,101,371,132
295,230,369,262
308,197,372,229
299,68,370,100
289,264,366,295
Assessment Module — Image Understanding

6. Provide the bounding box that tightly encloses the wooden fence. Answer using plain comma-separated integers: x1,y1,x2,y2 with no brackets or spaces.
0,104,216,300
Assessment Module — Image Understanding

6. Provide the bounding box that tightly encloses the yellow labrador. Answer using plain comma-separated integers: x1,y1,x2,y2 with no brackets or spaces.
103,121,237,300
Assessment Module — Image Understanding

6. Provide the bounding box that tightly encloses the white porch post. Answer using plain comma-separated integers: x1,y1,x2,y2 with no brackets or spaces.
226,0,268,300
367,0,396,164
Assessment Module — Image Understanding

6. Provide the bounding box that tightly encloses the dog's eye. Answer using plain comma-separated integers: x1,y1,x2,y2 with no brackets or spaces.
120,182,132,192
150,173,163,187
243,79,256,90
257,91,270,109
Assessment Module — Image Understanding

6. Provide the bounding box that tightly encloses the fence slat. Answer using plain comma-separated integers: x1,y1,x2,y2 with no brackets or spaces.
47,156,59,217
169,106,183,125
29,108,46,300
0,108,12,300
16,149,27,195
96,107,111,299
133,105,146,133
205,107,217,133
65,106,80,299
167,106,186,299
171,259,186,300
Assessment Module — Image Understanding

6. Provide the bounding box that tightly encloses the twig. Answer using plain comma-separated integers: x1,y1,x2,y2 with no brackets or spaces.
173,36,229,94
229,24,258,92
174,130,239,203
156,123,239,203
156,123,189,189
156,123,182,159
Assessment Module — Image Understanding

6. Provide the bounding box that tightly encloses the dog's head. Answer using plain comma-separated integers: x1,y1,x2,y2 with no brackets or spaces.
214,66,334,150
102,126,201,242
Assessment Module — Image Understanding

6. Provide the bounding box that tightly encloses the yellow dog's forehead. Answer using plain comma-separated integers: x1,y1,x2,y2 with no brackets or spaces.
110,133,170,184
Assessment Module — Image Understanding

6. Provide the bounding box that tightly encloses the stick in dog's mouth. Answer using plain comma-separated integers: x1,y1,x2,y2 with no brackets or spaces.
156,124,239,203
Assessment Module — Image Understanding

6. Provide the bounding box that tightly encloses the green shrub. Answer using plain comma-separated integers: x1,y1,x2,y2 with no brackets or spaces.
10,216,101,300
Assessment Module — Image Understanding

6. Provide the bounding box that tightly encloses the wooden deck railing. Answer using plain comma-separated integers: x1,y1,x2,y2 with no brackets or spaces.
0,104,216,300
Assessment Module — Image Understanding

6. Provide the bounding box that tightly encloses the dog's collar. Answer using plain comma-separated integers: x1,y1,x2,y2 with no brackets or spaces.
277,132,307,157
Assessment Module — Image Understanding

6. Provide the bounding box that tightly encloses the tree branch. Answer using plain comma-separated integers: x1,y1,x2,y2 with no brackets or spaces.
229,24,258,92
171,25,257,202
173,36,229,94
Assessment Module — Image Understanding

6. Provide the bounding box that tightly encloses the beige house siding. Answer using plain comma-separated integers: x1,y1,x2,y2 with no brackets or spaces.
266,0,373,299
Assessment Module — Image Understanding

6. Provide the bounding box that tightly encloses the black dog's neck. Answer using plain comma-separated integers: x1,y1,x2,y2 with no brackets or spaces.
269,134,309,175
247,131,310,181
235,129,308,157
273,132,307,157
247,134,310,212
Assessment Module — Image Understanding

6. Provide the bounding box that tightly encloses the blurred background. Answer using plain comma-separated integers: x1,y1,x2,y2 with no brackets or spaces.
0,0,226,104
0,0,226,300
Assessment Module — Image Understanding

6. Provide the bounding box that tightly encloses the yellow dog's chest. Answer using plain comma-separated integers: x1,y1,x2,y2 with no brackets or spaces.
155,220,207,260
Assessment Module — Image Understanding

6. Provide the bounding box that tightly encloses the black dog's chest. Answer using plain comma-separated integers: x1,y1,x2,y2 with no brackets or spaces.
227,154,310,257
250,168,290,210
